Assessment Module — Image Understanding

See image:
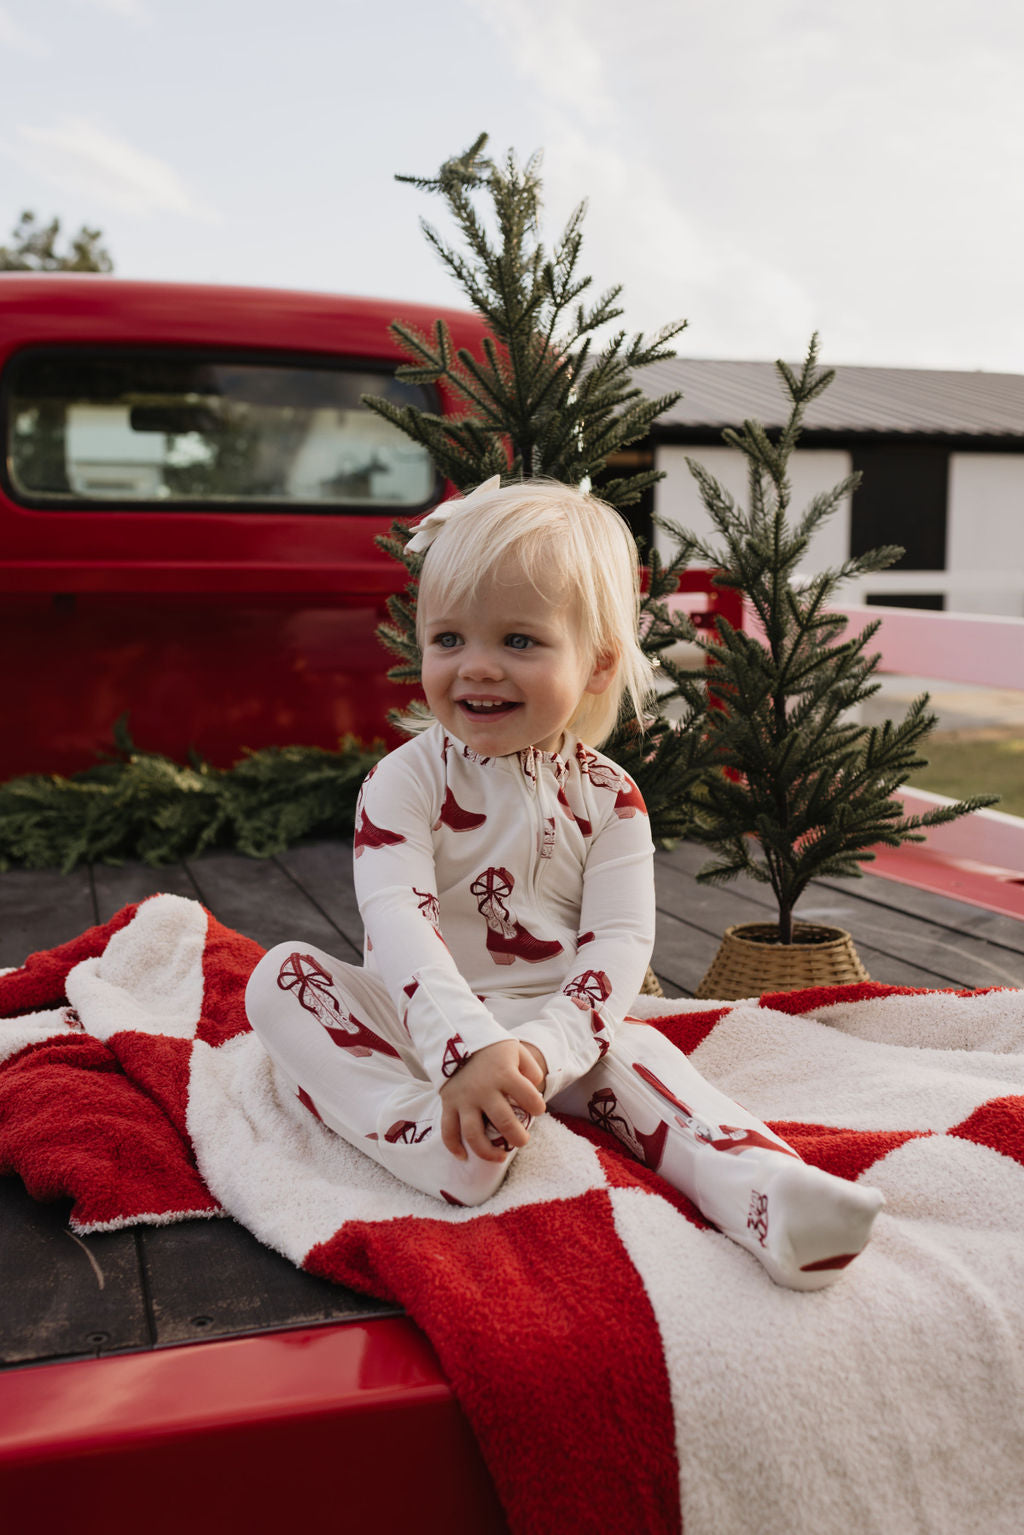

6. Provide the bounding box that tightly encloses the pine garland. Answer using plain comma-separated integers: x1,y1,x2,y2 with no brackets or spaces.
0,720,383,873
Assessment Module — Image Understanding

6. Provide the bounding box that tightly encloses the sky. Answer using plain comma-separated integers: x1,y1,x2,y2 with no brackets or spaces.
3,0,1024,374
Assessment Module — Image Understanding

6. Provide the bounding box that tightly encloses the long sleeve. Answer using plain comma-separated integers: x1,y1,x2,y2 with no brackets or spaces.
514,798,656,1098
353,749,510,1090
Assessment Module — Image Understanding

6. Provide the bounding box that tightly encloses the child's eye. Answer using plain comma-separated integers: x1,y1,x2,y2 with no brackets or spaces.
505,633,534,651
432,632,461,649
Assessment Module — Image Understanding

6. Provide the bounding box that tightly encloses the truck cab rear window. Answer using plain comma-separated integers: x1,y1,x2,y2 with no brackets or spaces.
5,348,438,511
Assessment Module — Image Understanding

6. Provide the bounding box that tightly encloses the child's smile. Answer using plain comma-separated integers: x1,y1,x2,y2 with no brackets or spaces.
420,571,614,757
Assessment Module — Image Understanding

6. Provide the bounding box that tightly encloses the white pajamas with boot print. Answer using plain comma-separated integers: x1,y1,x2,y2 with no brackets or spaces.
245,724,881,1287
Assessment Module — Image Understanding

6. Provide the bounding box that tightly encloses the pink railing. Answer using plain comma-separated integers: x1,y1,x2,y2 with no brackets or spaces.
834,602,1024,916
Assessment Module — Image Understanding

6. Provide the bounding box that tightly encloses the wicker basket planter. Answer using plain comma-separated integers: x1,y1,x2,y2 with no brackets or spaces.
696,921,869,1001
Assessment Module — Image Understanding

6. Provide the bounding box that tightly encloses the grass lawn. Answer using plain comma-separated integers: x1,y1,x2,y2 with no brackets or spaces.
909,730,1024,818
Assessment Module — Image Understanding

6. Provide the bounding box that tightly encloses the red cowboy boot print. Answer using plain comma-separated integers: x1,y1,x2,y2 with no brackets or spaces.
321,1009,403,1060
563,969,612,1010
353,800,407,858
613,776,647,819
574,742,621,791
631,1062,799,1157
401,977,419,1034
587,1086,669,1171
469,866,564,966
747,1190,770,1247
484,1100,532,1153
276,952,401,1060
296,1085,324,1122
441,1034,470,1078
557,783,592,838
413,888,442,931
433,785,487,833
383,1119,434,1144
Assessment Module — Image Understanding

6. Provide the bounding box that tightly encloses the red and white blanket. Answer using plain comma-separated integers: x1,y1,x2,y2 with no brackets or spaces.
2,893,1024,1535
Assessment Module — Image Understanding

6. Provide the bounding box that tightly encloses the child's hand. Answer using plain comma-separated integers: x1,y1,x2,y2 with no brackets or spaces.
440,1038,547,1163
518,1040,548,1096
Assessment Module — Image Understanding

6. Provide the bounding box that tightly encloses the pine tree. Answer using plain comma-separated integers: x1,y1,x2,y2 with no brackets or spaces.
366,133,720,841
363,132,684,497
660,336,996,942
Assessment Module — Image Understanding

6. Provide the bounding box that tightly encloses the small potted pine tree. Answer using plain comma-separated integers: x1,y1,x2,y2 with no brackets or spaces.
658,337,995,998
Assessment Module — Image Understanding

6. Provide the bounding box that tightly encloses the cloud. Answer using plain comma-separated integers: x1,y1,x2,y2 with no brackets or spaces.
70,0,149,19
11,117,219,222
537,125,817,356
462,0,817,355
464,0,616,130
0,5,48,55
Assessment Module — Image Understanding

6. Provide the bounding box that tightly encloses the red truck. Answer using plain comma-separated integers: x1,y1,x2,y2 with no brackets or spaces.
0,275,490,779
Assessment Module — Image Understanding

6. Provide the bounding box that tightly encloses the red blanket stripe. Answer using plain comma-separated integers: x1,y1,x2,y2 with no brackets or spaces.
768,1121,931,1182
759,980,1007,1014
196,916,266,1048
643,1007,733,1056
950,1095,1024,1166
306,1189,682,1535
0,1032,218,1225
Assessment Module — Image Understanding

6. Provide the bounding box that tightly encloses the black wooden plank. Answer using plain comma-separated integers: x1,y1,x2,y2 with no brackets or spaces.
91,860,199,923
183,849,358,957
818,869,1024,953
0,1178,150,1367
273,838,363,949
0,867,96,968
650,909,731,996
654,855,779,937
140,1216,399,1347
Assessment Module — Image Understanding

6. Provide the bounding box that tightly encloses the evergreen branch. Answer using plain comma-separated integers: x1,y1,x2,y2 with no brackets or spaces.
0,723,385,872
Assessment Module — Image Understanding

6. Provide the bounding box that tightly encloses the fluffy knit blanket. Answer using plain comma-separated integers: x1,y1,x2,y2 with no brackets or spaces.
2,893,1024,1535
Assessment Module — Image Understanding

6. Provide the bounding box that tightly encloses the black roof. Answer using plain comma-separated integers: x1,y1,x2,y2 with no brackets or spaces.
639,358,1024,443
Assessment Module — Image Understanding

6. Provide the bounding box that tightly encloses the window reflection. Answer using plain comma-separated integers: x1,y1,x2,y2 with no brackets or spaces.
6,350,437,511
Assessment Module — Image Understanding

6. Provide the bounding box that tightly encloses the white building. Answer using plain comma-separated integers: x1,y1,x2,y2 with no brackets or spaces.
627,359,1024,617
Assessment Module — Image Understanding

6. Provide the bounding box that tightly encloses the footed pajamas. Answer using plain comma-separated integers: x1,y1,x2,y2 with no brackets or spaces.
246,724,881,1288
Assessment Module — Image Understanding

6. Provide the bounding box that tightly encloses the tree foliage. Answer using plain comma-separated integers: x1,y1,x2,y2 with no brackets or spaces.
364,132,685,500
660,336,996,940
0,210,114,272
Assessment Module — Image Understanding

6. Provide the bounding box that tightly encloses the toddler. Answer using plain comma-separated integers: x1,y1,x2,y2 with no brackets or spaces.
246,477,882,1289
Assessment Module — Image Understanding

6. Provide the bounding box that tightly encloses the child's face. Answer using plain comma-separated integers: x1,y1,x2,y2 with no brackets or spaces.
420,568,615,757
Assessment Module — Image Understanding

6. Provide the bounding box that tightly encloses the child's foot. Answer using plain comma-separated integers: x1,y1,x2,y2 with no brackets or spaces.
728,1161,884,1291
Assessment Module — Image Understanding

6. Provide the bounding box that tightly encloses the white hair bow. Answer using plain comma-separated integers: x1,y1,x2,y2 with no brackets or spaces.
405,475,502,556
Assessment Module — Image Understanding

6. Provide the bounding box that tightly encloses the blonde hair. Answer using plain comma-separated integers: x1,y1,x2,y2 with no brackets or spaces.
412,478,656,747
